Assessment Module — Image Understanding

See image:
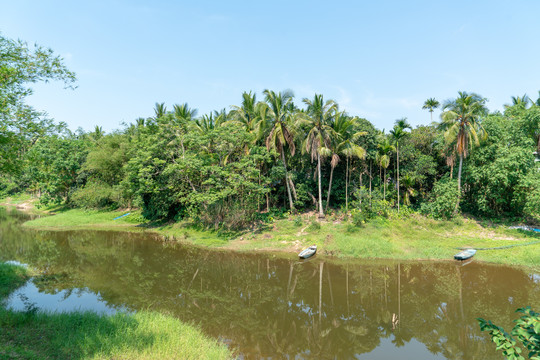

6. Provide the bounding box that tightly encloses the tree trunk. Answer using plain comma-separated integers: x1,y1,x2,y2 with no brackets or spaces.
345,157,349,212
317,153,324,218
369,161,372,208
396,144,400,211
325,164,335,213
456,152,463,212
281,150,295,212
383,167,386,200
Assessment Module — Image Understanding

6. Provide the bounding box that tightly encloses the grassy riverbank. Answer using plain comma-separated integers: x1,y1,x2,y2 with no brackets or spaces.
0,262,232,360
17,204,540,270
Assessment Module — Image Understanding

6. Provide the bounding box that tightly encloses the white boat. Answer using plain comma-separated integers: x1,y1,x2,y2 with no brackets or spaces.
454,249,476,261
298,245,317,259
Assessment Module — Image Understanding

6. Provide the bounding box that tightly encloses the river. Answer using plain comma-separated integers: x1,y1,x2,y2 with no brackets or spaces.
1,207,539,359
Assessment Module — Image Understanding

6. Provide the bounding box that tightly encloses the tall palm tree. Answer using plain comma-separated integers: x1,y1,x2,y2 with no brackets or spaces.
153,102,167,119
439,91,488,205
422,98,440,122
264,89,297,212
505,94,530,109
324,113,366,212
389,118,411,211
302,94,337,218
377,137,395,201
173,103,197,123
229,91,269,145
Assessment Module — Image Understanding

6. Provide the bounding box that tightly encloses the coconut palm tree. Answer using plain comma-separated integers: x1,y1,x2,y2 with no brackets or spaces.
505,94,530,109
389,118,411,211
377,138,395,201
153,102,167,119
324,113,366,211
264,89,297,212
302,94,337,218
422,98,440,122
439,92,488,206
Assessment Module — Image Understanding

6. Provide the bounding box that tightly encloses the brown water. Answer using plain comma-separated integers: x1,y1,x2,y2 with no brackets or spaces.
1,208,539,359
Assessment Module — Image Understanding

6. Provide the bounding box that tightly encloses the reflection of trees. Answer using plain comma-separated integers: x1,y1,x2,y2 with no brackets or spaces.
1,208,540,358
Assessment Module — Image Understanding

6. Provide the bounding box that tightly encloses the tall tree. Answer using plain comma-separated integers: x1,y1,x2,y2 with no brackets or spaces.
422,98,440,122
389,118,411,211
325,113,366,212
377,137,395,201
302,94,337,218
264,89,297,212
439,91,488,208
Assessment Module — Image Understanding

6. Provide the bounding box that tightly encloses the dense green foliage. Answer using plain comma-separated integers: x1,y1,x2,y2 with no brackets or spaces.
1,34,540,228
478,307,540,360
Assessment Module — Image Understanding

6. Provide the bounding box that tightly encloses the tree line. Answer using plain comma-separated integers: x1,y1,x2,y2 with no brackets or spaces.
1,34,539,229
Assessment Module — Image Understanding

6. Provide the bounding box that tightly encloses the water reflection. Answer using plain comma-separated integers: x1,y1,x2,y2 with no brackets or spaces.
1,207,540,359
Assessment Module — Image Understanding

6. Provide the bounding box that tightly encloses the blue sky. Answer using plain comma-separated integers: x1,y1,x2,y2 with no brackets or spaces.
2,0,540,132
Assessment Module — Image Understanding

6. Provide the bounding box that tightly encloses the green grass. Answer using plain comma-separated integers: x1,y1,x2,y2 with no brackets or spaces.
0,192,32,204
23,208,147,231
0,263,233,360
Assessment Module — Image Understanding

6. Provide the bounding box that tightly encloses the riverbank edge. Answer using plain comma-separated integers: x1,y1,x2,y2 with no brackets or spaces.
5,198,540,271
0,262,233,360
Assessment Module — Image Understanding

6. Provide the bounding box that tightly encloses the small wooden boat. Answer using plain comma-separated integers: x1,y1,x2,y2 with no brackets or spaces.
454,249,476,261
299,245,317,259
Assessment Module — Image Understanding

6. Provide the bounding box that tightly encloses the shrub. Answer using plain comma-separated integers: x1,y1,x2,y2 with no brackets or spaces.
420,177,459,220
478,306,540,360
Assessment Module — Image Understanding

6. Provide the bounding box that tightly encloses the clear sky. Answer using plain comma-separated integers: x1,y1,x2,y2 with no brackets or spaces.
2,0,539,133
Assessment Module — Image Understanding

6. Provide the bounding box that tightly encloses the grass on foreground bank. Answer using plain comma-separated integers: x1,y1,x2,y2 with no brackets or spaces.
0,263,232,360
20,206,540,270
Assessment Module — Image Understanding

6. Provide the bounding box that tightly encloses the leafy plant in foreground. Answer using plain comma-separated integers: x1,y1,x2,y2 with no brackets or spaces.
478,307,540,360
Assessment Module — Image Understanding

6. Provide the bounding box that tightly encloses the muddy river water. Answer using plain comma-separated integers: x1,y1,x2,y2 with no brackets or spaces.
1,207,539,359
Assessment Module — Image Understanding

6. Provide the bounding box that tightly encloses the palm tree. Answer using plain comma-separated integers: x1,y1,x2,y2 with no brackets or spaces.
153,102,167,119
173,103,197,123
264,89,297,212
229,91,269,145
377,138,395,200
302,94,337,218
325,113,366,211
505,94,530,109
389,118,411,211
439,91,488,205
422,98,440,122
400,174,418,205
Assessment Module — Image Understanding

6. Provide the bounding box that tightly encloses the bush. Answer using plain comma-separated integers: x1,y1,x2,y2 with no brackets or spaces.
70,182,125,209
350,209,366,227
420,177,460,220
307,219,321,231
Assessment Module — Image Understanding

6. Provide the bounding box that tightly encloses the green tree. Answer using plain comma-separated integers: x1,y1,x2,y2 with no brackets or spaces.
422,98,440,122
377,137,394,201
263,89,297,212
302,94,337,217
325,113,366,211
389,118,411,211
0,34,76,175
439,91,488,207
